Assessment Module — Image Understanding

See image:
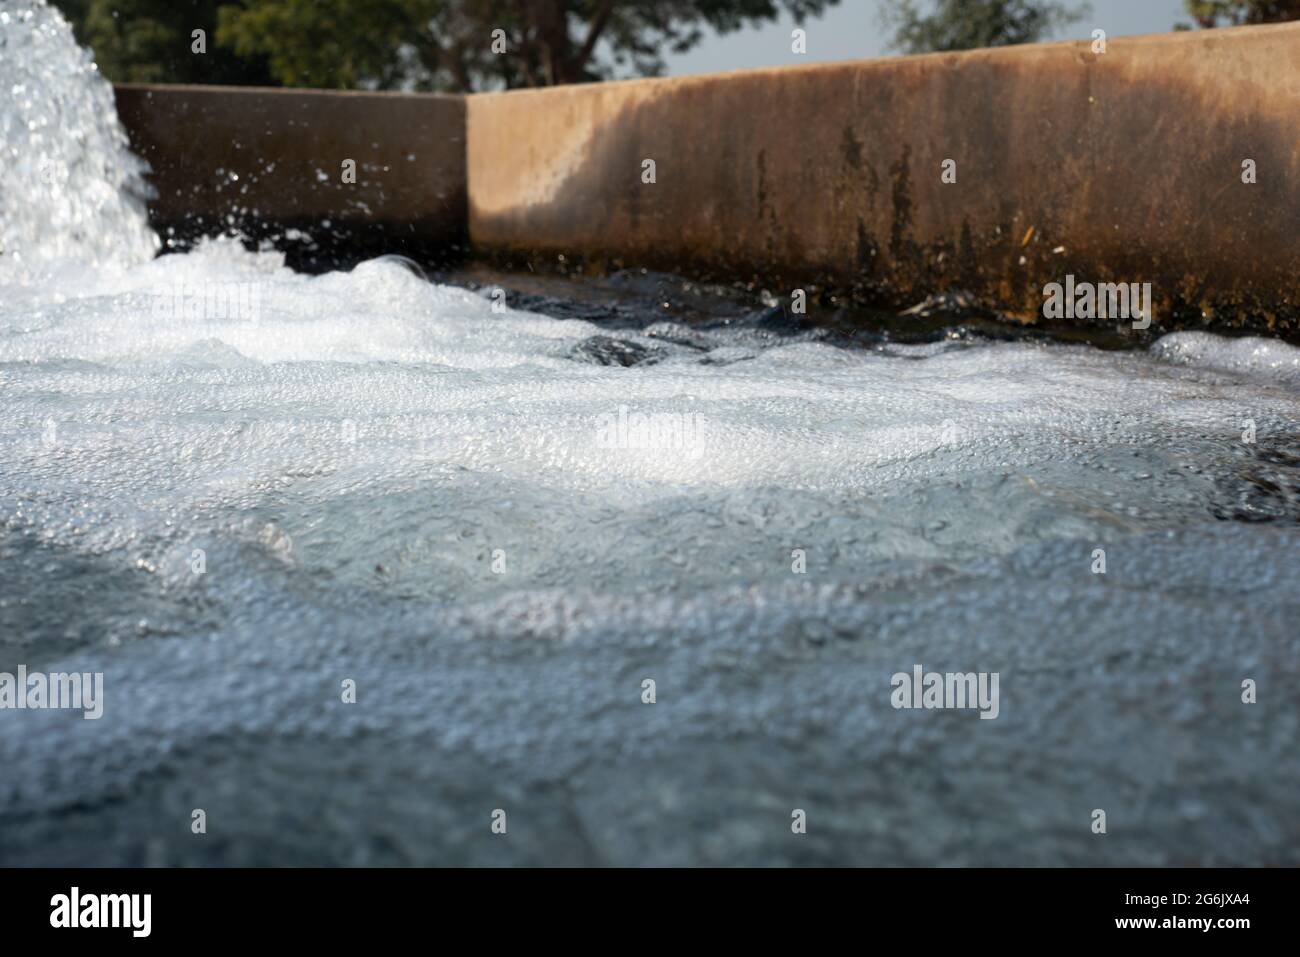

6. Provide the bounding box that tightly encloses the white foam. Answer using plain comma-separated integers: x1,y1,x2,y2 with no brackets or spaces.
1150,330,1300,387
3,240,1298,580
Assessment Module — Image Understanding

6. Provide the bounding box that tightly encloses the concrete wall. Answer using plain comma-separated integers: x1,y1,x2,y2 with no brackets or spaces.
467,24,1300,333
112,24,1300,331
114,84,466,259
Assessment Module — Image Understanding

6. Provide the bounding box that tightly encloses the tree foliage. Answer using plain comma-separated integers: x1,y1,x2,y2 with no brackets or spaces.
56,0,273,85
881,0,1091,54
50,0,1300,93
1182,0,1300,27
55,0,841,92
215,0,442,89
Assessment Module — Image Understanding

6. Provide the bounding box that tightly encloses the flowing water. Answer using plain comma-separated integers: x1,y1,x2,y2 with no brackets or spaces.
1,0,1298,866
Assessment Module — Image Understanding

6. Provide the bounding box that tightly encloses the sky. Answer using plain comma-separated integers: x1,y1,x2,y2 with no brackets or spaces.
663,0,1190,77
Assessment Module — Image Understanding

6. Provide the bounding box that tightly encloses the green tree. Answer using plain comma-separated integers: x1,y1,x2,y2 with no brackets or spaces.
50,0,91,27
216,0,843,91
1182,0,1300,26
215,0,444,89
53,0,273,85
880,0,1091,54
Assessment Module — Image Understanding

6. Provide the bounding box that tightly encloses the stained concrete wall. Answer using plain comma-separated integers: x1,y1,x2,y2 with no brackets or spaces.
112,25,1300,331
467,23,1300,333
114,84,466,258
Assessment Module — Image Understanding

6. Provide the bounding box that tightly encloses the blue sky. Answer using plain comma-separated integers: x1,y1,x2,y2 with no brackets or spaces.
664,0,1190,76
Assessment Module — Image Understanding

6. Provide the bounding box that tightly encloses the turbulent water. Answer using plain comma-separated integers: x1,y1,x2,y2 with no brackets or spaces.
0,0,157,284
1,0,1298,866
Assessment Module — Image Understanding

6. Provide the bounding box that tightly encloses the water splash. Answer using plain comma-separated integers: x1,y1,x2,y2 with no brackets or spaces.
0,0,158,284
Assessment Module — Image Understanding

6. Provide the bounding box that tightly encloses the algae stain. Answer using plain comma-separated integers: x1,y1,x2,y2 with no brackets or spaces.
840,126,864,172
890,146,914,265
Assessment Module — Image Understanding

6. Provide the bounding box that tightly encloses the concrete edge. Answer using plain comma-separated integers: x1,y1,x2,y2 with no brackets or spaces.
113,24,1300,334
